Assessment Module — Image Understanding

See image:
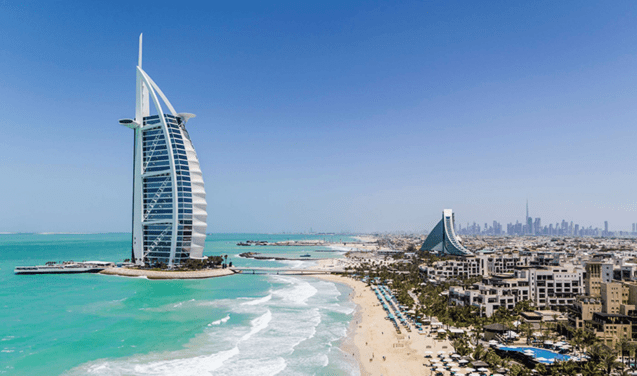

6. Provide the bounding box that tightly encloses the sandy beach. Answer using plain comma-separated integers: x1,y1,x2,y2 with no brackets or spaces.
100,267,237,279
314,274,454,376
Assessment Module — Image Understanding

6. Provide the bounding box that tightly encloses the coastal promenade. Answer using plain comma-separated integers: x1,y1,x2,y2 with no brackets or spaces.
99,267,237,279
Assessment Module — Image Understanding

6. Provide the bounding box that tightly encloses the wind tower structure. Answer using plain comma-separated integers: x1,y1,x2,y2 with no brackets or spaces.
420,209,474,256
119,34,207,267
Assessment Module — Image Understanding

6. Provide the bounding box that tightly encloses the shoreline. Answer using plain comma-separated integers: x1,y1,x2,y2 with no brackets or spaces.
99,267,238,280
312,274,454,376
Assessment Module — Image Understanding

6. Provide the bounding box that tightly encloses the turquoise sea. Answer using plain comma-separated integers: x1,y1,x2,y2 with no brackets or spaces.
0,233,359,376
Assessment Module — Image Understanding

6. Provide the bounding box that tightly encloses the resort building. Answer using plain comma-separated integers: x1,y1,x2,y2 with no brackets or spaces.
447,265,583,317
419,257,485,280
522,265,583,310
449,274,530,317
484,254,531,274
120,35,207,267
420,209,474,256
567,296,602,330
584,313,637,347
584,261,613,296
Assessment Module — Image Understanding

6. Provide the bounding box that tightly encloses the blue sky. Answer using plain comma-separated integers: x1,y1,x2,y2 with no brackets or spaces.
1,1,637,233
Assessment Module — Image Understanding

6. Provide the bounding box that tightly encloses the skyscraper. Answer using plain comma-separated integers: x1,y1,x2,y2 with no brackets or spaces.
526,200,533,235
119,35,207,267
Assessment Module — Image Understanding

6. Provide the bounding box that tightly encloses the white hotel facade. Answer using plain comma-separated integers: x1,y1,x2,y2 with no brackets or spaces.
120,35,207,267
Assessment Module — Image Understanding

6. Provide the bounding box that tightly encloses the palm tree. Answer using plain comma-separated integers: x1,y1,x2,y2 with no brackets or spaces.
617,336,631,369
571,329,585,354
553,360,578,376
519,322,532,345
581,360,603,376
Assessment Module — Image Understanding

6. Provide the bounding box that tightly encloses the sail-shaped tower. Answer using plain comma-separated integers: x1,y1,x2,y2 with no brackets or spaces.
120,35,207,267
420,209,474,257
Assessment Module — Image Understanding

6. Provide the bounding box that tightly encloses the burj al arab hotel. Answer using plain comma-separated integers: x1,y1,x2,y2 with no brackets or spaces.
119,35,207,267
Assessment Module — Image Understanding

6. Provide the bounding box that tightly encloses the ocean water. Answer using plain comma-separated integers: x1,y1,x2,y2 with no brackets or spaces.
0,233,359,376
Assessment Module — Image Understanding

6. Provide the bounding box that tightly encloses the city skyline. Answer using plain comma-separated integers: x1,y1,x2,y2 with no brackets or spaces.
455,201,635,237
2,2,637,233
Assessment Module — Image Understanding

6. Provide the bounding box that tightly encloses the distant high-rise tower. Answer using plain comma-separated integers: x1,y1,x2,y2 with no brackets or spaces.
119,35,208,267
526,200,533,235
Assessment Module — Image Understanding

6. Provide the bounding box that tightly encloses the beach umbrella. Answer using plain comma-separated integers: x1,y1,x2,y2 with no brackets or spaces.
469,373,480,376
458,359,469,364
436,367,447,372
477,368,489,372
451,354,461,358
451,368,461,372
443,358,453,363
465,368,476,372
493,374,504,376
438,350,446,355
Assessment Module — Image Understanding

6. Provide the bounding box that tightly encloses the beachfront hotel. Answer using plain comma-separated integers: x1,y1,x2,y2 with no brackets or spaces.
119,35,207,267
420,209,474,256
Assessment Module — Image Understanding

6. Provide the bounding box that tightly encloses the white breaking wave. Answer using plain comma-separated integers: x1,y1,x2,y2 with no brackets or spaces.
271,276,318,305
241,293,272,306
208,315,230,326
240,310,272,341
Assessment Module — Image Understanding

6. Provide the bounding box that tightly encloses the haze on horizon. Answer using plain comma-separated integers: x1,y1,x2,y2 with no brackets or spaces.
1,1,637,234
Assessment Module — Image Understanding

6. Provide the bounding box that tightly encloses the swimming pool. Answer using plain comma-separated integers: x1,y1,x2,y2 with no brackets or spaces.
497,346,571,364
